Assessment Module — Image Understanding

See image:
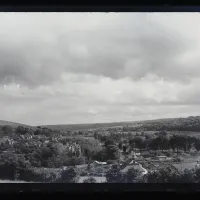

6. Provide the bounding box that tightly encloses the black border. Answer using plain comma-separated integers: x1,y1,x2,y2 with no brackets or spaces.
0,183,200,192
0,2,200,195
1,6,200,12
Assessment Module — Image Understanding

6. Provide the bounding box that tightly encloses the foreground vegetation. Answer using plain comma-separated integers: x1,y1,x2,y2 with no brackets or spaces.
1,116,200,183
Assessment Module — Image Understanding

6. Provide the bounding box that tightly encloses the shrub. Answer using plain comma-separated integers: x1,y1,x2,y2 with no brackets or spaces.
106,165,124,183
59,167,79,183
18,168,45,182
83,177,97,183
124,167,141,183
174,157,182,163
165,152,172,157
0,153,31,180
106,160,118,164
30,168,61,182
80,170,88,176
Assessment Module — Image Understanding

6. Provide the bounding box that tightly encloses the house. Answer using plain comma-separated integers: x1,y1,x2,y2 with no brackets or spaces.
94,161,107,165
121,163,145,174
158,156,167,159
75,164,88,169
147,163,158,172
135,157,144,162
157,156,168,161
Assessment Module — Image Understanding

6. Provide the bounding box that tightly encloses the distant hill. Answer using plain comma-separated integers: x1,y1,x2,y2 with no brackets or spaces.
40,117,185,132
41,122,132,132
1,115,200,132
0,120,31,128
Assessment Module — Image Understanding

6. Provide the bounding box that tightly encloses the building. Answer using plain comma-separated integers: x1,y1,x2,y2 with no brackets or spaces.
94,161,107,165
121,163,146,174
157,156,167,161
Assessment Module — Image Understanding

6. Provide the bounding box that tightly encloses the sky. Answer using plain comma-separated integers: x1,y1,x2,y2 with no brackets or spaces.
1,12,200,126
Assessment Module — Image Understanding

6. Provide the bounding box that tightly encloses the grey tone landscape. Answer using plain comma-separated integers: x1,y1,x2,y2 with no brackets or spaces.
1,13,200,183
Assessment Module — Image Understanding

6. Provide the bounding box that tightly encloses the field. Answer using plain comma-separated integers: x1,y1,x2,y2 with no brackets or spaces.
78,176,106,183
0,180,33,183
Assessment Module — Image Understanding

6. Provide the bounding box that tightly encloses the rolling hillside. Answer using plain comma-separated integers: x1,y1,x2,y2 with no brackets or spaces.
0,120,32,128
1,115,200,132
41,117,190,131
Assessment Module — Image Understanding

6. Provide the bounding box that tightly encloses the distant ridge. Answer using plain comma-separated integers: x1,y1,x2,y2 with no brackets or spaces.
0,120,31,128
1,115,200,131
40,116,190,131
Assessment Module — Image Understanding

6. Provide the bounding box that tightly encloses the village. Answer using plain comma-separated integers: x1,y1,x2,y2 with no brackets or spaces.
1,120,200,183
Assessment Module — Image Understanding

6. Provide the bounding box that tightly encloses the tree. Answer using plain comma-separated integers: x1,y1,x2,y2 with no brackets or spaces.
84,148,96,169
124,167,141,183
81,139,102,168
178,169,195,183
51,142,68,156
2,125,13,135
129,139,135,151
194,139,200,151
169,135,177,152
105,145,121,161
106,165,124,183
83,177,97,183
67,156,85,166
146,165,180,183
122,145,127,153
16,126,26,135
93,149,106,162
194,167,200,183
104,139,115,147
118,142,123,150
0,153,32,180
40,147,53,160
94,132,98,140
132,137,144,151
60,167,79,183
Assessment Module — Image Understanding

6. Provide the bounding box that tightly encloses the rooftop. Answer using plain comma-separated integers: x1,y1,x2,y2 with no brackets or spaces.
121,164,145,173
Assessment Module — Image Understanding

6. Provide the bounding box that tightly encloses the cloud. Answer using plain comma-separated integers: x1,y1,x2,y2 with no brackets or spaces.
0,13,200,125
0,12,199,88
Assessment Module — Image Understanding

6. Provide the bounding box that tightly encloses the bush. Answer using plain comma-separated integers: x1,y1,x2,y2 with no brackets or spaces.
0,153,31,180
31,168,61,182
18,168,46,182
106,160,118,164
165,152,172,157
104,145,121,161
67,156,86,166
83,177,97,183
145,166,181,183
174,157,182,163
141,153,151,158
124,167,141,183
106,165,124,183
59,167,79,183
80,170,88,176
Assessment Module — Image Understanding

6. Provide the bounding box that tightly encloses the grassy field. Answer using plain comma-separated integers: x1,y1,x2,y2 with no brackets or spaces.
78,176,106,183
0,180,33,183
0,120,32,128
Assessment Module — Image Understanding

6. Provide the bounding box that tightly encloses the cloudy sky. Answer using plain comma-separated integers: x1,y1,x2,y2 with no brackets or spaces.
1,12,200,126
